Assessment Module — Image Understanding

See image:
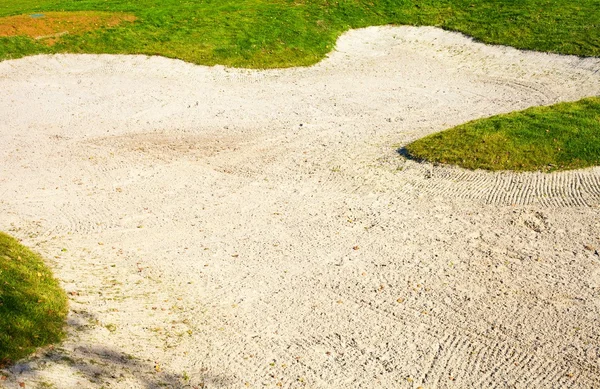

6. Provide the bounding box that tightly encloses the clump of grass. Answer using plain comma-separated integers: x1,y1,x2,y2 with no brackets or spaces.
404,97,600,172
0,232,68,367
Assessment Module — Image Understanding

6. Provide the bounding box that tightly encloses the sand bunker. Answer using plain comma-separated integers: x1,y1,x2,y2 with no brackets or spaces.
0,11,136,43
1,26,600,388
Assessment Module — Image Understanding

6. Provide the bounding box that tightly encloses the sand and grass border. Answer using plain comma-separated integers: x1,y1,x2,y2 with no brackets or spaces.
403,97,600,172
0,232,68,367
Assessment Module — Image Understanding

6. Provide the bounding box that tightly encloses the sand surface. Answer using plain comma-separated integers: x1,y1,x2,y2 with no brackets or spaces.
1,26,600,388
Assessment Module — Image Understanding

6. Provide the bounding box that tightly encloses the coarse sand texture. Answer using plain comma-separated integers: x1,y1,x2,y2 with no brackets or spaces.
1,26,600,388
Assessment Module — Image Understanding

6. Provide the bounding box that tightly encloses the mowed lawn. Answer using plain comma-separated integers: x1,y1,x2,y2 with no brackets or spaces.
0,233,68,367
1,0,599,68
405,97,600,172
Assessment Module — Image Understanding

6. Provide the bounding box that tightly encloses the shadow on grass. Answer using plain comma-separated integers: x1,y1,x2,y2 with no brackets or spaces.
396,146,426,164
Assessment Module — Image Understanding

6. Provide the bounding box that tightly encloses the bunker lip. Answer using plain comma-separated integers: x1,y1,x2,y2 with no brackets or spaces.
0,11,136,43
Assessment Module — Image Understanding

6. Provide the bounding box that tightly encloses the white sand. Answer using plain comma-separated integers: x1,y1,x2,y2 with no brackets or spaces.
1,26,600,388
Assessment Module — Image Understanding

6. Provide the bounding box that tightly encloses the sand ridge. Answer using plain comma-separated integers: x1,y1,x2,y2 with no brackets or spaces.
1,26,600,388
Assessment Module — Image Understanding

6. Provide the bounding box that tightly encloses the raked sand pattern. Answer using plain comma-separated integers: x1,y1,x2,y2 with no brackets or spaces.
1,26,600,388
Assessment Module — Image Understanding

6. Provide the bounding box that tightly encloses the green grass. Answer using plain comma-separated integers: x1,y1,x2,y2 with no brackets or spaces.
0,0,599,67
0,232,68,367
404,97,600,172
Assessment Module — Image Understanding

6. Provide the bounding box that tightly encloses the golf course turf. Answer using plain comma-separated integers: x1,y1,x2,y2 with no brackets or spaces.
0,232,68,367
1,0,599,67
404,97,600,172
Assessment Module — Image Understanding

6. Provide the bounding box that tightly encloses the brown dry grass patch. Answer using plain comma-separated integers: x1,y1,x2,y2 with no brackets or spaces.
0,11,136,44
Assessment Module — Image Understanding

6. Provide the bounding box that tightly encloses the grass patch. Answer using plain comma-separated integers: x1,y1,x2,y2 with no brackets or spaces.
0,232,68,367
0,0,599,67
403,97,600,172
